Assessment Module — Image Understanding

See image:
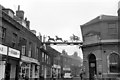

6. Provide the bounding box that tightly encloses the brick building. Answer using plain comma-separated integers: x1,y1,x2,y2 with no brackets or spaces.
40,45,61,79
0,5,43,80
0,5,63,80
81,15,120,79
61,50,82,77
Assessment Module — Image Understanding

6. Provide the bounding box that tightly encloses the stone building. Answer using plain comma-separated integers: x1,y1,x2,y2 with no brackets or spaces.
81,15,120,79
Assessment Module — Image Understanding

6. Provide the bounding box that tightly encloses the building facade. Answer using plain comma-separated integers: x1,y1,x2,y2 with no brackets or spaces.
0,5,42,80
81,15,120,79
61,51,82,77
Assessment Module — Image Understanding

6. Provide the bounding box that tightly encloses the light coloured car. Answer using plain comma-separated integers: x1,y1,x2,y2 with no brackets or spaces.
63,73,73,78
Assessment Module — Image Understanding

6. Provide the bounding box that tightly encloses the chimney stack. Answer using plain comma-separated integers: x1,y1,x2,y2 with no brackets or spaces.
26,20,30,29
16,5,24,20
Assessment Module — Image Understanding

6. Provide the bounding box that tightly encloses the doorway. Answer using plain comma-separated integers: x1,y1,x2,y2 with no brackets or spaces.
5,63,11,80
88,54,97,80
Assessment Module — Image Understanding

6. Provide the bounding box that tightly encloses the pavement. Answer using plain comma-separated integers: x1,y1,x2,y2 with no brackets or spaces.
56,77,81,80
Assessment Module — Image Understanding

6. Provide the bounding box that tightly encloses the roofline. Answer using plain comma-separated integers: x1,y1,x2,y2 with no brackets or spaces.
80,15,117,27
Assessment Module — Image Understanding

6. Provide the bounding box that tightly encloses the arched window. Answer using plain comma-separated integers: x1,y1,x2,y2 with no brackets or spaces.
109,53,120,73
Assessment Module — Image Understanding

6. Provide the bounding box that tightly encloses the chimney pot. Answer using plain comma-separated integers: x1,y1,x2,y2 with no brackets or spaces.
18,5,20,11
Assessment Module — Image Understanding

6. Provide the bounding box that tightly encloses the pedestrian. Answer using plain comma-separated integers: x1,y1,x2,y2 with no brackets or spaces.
80,72,83,80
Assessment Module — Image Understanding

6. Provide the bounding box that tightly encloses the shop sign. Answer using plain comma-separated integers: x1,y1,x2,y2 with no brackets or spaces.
21,56,40,65
8,47,20,58
0,44,7,55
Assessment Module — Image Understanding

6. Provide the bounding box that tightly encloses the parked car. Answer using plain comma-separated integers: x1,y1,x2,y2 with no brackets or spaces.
63,73,73,79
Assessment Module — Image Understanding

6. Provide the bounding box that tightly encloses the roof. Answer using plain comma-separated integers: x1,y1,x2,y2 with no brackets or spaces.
46,46,61,57
81,15,117,27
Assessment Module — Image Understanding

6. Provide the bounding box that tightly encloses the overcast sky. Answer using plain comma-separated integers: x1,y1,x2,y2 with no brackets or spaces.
1,0,119,59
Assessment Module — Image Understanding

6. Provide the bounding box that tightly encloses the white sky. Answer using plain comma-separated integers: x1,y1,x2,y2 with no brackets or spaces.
1,0,119,59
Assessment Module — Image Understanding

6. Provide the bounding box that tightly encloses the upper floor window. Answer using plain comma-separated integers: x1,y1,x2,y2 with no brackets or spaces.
45,54,47,62
42,52,44,62
109,53,120,73
28,42,32,57
47,55,48,64
22,45,26,56
0,27,6,43
20,38,27,56
12,33,17,48
36,47,39,59
108,23,117,35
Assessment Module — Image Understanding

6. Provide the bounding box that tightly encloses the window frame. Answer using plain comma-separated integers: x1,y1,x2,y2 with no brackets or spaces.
0,26,6,43
12,32,18,48
108,23,118,35
108,51,120,74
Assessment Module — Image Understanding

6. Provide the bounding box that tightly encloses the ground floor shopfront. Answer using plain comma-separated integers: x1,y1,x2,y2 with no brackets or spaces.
0,44,20,80
41,64,52,80
19,55,40,80
52,64,61,79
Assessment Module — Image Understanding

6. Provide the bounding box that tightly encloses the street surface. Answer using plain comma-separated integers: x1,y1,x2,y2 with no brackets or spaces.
57,77,81,80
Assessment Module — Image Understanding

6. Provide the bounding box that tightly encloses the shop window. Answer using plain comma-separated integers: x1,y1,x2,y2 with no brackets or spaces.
41,65,44,76
109,53,120,73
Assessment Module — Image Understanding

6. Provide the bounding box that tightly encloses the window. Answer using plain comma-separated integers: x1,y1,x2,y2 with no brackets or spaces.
12,33,17,48
42,52,44,62
45,54,46,62
21,38,27,56
22,45,26,55
108,23,117,35
41,65,44,76
109,53,120,73
36,47,39,59
46,55,48,64
0,27,6,43
28,42,32,57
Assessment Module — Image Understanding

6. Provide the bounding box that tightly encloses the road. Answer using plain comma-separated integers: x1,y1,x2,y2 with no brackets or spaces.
57,77,81,80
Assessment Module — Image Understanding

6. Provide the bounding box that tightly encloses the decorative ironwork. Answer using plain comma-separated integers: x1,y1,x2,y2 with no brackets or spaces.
41,35,82,46
48,36,55,42
55,36,63,42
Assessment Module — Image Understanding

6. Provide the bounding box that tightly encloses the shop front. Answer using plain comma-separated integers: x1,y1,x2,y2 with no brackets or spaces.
19,56,40,80
52,64,61,79
5,47,20,80
0,44,20,80
0,44,7,80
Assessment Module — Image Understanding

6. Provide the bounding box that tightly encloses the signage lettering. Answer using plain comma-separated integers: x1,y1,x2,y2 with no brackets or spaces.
0,47,3,52
0,44,7,55
8,48,20,58
10,50,18,55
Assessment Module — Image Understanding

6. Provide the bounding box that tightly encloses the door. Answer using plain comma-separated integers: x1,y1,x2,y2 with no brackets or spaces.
5,63,11,80
88,54,97,80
